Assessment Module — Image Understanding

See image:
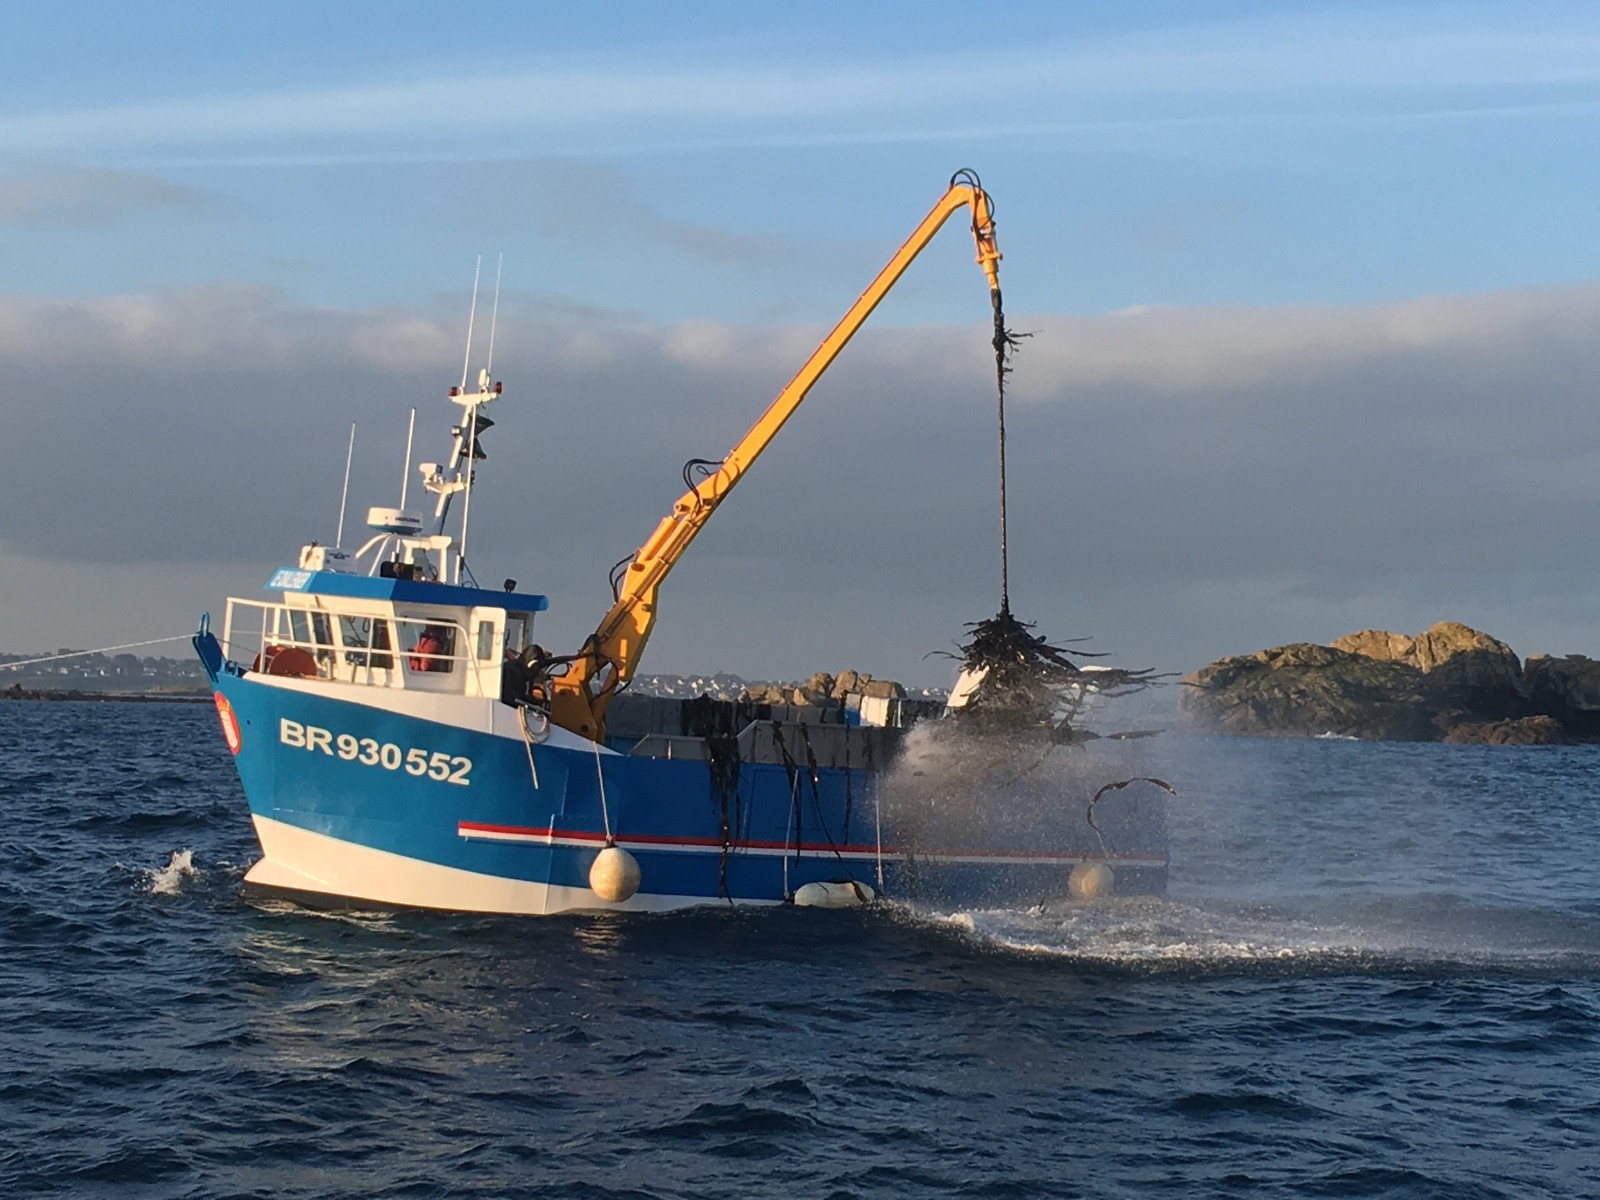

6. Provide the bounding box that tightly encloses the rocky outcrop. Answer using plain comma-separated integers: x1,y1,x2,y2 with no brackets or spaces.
1327,629,1416,663
1523,655,1600,738
1183,622,1577,743
1439,715,1566,745
1331,622,1523,716
1180,642,1438,740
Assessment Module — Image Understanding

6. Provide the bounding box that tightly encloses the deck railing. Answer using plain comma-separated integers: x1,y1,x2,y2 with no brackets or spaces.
221,598,495,696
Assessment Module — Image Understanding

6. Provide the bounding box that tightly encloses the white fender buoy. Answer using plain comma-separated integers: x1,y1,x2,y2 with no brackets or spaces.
589,845,641,903
1068,861,1114,899
793,880,875,908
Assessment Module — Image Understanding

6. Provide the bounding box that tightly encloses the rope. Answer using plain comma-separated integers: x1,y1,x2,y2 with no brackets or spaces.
782,766,797,900
842,727,853,844
770,722,804,883
863,736,884,893
796,725,854,874
591,739,615,846
1,636,192,672
516,704,548,790
873,777,885,894
707,732,741,903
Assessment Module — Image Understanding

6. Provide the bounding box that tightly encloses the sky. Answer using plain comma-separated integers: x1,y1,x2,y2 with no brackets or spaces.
6,1,1600,685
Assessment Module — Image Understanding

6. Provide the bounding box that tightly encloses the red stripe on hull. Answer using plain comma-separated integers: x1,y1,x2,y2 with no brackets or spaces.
456,821,1166,863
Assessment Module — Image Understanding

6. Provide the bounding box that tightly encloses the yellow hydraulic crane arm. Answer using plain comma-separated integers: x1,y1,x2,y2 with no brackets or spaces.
549,170,1003,741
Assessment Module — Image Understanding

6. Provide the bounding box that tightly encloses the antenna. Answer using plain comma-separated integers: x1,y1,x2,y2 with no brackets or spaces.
458,399,476,585
459,254,482,392
398,407,416,509
335,422,356,549
485,252,503,378
457,254,502,585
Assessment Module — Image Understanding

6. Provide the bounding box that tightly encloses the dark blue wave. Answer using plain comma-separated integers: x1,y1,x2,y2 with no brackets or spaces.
2,703,1600,1198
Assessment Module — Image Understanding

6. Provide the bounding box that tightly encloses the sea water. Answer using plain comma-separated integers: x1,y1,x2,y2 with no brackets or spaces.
1,701,1597,1198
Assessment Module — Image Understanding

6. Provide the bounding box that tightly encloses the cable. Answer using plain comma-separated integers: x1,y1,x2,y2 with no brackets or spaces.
591,740,614,846
681,457,723,494
516,704,546,790
608,554,635,601
1,636,193,671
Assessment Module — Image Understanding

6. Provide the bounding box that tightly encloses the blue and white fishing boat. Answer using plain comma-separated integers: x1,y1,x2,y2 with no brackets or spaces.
194,173,1168,914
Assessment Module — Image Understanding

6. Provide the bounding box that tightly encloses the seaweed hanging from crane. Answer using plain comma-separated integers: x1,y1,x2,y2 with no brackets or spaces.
946,226,1166,741
984,247,1029,618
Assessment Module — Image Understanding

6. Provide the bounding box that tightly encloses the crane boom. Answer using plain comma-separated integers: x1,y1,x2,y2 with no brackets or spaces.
548,170,1004,741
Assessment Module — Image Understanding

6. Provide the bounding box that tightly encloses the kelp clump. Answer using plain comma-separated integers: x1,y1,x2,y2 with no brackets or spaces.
948,607,1162,740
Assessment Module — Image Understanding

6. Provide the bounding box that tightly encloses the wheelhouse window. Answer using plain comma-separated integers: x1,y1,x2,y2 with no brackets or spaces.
504,614,529,657
287,608,336,677
339,615,395,670
400,621,456,674
310,612,334,673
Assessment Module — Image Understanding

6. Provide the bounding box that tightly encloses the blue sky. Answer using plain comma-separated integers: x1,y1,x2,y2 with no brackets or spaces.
8,1,1600,320
9,1,1600,681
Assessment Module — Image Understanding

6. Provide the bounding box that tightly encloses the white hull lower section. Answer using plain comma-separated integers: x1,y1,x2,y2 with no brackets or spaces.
243,815,769,916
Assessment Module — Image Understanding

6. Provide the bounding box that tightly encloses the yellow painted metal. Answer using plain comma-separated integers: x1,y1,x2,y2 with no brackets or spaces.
549,177,1003,740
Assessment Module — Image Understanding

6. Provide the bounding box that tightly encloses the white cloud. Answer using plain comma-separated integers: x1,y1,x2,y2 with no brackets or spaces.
0,164,206,225
512,160,792,267
1005,285,1600,397
8,278,1600,676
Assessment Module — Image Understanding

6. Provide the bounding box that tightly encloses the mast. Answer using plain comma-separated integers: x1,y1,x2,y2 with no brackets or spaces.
423,259,504,584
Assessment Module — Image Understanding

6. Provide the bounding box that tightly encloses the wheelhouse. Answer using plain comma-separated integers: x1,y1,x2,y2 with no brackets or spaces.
220,565,548,700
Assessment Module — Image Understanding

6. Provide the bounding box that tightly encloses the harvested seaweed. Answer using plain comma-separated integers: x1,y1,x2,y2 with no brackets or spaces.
947,607,1161,739
1086,776,1176,834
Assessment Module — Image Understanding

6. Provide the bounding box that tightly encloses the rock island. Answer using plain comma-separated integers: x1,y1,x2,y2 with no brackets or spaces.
1180,622,1600,744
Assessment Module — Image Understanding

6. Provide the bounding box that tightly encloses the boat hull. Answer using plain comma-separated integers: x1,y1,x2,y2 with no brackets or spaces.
202,637,1167,915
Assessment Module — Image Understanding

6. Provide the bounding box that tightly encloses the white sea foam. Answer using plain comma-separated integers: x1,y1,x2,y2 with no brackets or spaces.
913,893,1600,971
920,895,1534,966
923,899,1340,964
147,848,196,895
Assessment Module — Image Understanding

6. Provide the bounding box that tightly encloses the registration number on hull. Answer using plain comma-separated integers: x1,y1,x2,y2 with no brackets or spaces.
279,718,472,785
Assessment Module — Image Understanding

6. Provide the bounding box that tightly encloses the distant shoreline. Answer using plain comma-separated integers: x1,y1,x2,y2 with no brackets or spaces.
2,686,210,703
